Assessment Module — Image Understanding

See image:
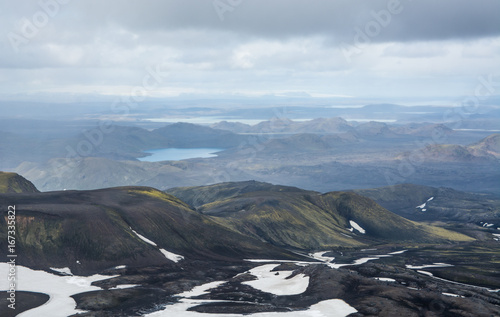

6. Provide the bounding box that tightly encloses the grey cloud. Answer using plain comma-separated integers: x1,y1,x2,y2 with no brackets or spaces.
61,0,500,43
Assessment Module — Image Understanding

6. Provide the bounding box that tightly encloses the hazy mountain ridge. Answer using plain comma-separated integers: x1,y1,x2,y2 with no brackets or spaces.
398,134,500,163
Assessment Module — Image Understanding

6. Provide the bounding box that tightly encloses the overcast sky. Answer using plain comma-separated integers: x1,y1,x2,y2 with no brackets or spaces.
1,0,499,102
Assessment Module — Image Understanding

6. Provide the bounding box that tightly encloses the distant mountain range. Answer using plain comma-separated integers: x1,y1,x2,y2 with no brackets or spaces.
398,134,500,163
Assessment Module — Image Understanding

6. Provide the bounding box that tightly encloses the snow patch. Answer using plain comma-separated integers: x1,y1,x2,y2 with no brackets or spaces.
245,259,317,265
131,228,158,246
406,263,453,269
442,292,464,298
243,264,309,296
109,284,140,290
388,250,407,255
50,267,73,276
417,270,434,277
349,220,365,234
145,298,357,317
374,277,396,282
130,227,184,262
160,249,184,263
309,251,335,263
178,281,226,298
416,197,433,210
0,264,116,317
114,265,127,270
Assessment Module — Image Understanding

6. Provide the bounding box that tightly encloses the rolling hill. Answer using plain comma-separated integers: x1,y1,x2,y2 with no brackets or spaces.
169,181,473,250
0,179,300,274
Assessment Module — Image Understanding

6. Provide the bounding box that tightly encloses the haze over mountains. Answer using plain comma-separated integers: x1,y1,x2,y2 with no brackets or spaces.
1,102,499,316
3,110,498,195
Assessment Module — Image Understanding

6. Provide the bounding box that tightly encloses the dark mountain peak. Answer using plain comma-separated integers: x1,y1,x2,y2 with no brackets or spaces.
0,172,39,193
167,180,308,208
0,185,299,274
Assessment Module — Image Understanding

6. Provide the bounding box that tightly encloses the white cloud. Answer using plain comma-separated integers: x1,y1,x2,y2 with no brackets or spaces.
0,1,499,100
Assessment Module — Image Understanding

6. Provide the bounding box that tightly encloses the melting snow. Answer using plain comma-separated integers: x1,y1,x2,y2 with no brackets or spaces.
414,268,499,292
243,264,309,296
177,281,226,298
374,277,396,282
0,264,116,317
130,227,184,262
145,276,356,317
50,267,73,276
406,263,453,269
416,197,434,210
109,284,140,290
309,251,335,263
145,298,357,317
388,250,407,255
131,228,158,246
417,270,434,277
349,220,366,234
160,249,184,263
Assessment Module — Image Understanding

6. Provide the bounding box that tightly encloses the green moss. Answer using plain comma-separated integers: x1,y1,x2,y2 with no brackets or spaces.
0,172,39,193
128,188,191,208
416,223,475,242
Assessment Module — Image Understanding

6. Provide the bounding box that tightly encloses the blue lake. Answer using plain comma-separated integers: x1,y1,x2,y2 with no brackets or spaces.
138,148,223,162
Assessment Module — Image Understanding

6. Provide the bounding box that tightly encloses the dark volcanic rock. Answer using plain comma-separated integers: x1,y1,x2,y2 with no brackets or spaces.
0,291,49,317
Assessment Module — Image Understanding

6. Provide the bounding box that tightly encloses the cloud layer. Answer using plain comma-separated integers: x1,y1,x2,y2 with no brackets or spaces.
1,0,499,100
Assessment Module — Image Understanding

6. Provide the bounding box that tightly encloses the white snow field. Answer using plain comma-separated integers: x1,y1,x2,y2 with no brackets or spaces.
242,264,309,296
0,263,117,317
